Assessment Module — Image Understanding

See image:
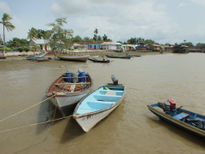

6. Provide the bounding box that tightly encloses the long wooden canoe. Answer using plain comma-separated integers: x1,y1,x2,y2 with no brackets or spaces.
56,55,89,62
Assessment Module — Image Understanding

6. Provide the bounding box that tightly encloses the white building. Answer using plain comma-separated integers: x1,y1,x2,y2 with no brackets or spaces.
30,39,50,51
101,42,122,51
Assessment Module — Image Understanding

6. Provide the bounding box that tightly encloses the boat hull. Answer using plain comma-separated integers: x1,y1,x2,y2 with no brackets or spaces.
147,105,205,138
106,55,131,59
47,73,93,116
74,102,120,132
57,55,88,62
73,84,125,132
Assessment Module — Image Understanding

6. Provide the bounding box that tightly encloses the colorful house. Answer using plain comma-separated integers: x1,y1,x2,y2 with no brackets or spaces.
88,43,101,50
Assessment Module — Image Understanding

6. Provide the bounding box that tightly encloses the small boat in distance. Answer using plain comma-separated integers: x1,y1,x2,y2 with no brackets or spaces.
147,99,205,137
26,51,47,60
47,70,93,116
88,56,110,63
73,75,125,132
106,54,131,59
56,55,89,62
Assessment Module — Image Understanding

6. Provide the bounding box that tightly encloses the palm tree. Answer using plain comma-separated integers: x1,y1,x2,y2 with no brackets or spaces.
0,13,15,55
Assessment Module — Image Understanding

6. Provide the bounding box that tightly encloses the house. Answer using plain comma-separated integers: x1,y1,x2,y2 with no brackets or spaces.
88,42,101,50
72,42,88,50
147,44,161,51
101,42,121,51
30,39,50,51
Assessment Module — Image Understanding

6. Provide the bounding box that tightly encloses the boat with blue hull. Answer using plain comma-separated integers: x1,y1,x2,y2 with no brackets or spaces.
147,99,205,137
73,76,125,132
26,51,47,60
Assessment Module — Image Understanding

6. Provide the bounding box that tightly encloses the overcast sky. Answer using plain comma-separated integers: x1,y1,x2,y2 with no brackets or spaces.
0,0,205,44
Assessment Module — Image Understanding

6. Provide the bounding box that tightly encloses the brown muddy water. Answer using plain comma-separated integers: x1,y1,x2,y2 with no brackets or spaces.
0,53,205,154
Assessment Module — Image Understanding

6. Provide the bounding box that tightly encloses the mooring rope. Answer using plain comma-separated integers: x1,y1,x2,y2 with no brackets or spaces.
0,94,56,123
0,114,72,134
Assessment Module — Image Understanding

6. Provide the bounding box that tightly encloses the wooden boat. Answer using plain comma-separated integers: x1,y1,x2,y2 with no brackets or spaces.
35,57,51,62
73,76,125,132
172,45,189,53
47,71,93,116
0,55,6,59
56,55,88,62
26,51,47,60
106,54,131,59
88,56,110,63
147,99,205,137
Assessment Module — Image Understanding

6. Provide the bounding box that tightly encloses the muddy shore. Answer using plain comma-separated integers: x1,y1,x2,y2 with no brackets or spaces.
1,50,168,61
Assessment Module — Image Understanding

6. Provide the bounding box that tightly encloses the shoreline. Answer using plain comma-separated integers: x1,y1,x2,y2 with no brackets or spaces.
0,50,169,61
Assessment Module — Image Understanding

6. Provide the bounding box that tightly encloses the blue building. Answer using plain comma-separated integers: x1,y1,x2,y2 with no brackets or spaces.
88,43,101,50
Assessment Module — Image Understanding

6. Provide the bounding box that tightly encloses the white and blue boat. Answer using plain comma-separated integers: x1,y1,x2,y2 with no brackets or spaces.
147,99,205,137
73,78,125,132
26,51,47,60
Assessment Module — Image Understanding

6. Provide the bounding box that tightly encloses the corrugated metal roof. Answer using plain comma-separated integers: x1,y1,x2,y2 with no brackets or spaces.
32,39,49,45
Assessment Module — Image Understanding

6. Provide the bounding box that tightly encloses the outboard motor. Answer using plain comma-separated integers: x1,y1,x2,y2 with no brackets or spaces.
111,75,118,85
164,101,171,114
168,98,176,112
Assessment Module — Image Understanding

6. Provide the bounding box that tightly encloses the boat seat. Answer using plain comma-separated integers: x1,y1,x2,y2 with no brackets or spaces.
173,112,190,120
70,84,76,92
105,91,116,95
89,101,114,104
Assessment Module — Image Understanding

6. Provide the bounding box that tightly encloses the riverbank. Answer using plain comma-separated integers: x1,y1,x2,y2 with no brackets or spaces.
0,50,167,61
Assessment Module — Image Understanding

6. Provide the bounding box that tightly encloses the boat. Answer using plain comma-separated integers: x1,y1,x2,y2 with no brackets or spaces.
172,45,189,53
106,54,131,59
88,56,110,63
73,75,125,132
147,99,205,137
56,55,89,62
35,57,52,62
26,51,47,60
0,55,6,59
47,70,93,116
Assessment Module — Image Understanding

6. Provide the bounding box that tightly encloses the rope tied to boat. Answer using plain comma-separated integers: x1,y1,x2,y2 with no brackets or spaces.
0,114,72,134
0,94,56,123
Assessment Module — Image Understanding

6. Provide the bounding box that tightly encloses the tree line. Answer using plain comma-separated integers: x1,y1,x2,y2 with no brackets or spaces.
1,12,205,52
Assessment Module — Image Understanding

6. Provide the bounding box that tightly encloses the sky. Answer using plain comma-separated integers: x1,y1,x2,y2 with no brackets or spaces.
0,0,205,44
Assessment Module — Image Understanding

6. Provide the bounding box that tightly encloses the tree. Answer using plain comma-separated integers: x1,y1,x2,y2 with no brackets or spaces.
0,13,15,54
196,43,205,48
93,28,98,41
48,18,73,50
28,27,38,40
28,28,52,40
72,35,82,42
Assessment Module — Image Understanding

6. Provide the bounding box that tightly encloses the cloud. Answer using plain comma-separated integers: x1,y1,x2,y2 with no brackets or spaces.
191,0,205,5
0,1,11,14
51,0,180,43
178,2,186,8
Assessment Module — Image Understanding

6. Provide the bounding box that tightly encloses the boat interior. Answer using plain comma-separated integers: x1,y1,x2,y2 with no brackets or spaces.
48,75,91,94
76,85,124,114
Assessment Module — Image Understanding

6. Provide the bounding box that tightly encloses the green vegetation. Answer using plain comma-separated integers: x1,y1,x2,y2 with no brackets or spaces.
0,13,15,54
48,18,73,50
127,37,157,44
1,13,205,53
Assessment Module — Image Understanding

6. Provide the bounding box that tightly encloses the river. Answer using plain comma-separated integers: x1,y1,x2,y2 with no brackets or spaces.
0,53,205,154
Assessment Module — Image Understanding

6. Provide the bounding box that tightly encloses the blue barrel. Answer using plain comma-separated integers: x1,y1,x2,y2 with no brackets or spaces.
65,72,72,82
78,72,87,82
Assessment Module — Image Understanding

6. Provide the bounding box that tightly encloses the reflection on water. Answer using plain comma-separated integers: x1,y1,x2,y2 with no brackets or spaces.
0,53,205,153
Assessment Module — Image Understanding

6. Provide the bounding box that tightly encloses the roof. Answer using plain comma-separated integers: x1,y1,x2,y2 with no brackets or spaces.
31,39,49,45
101,42,121,45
